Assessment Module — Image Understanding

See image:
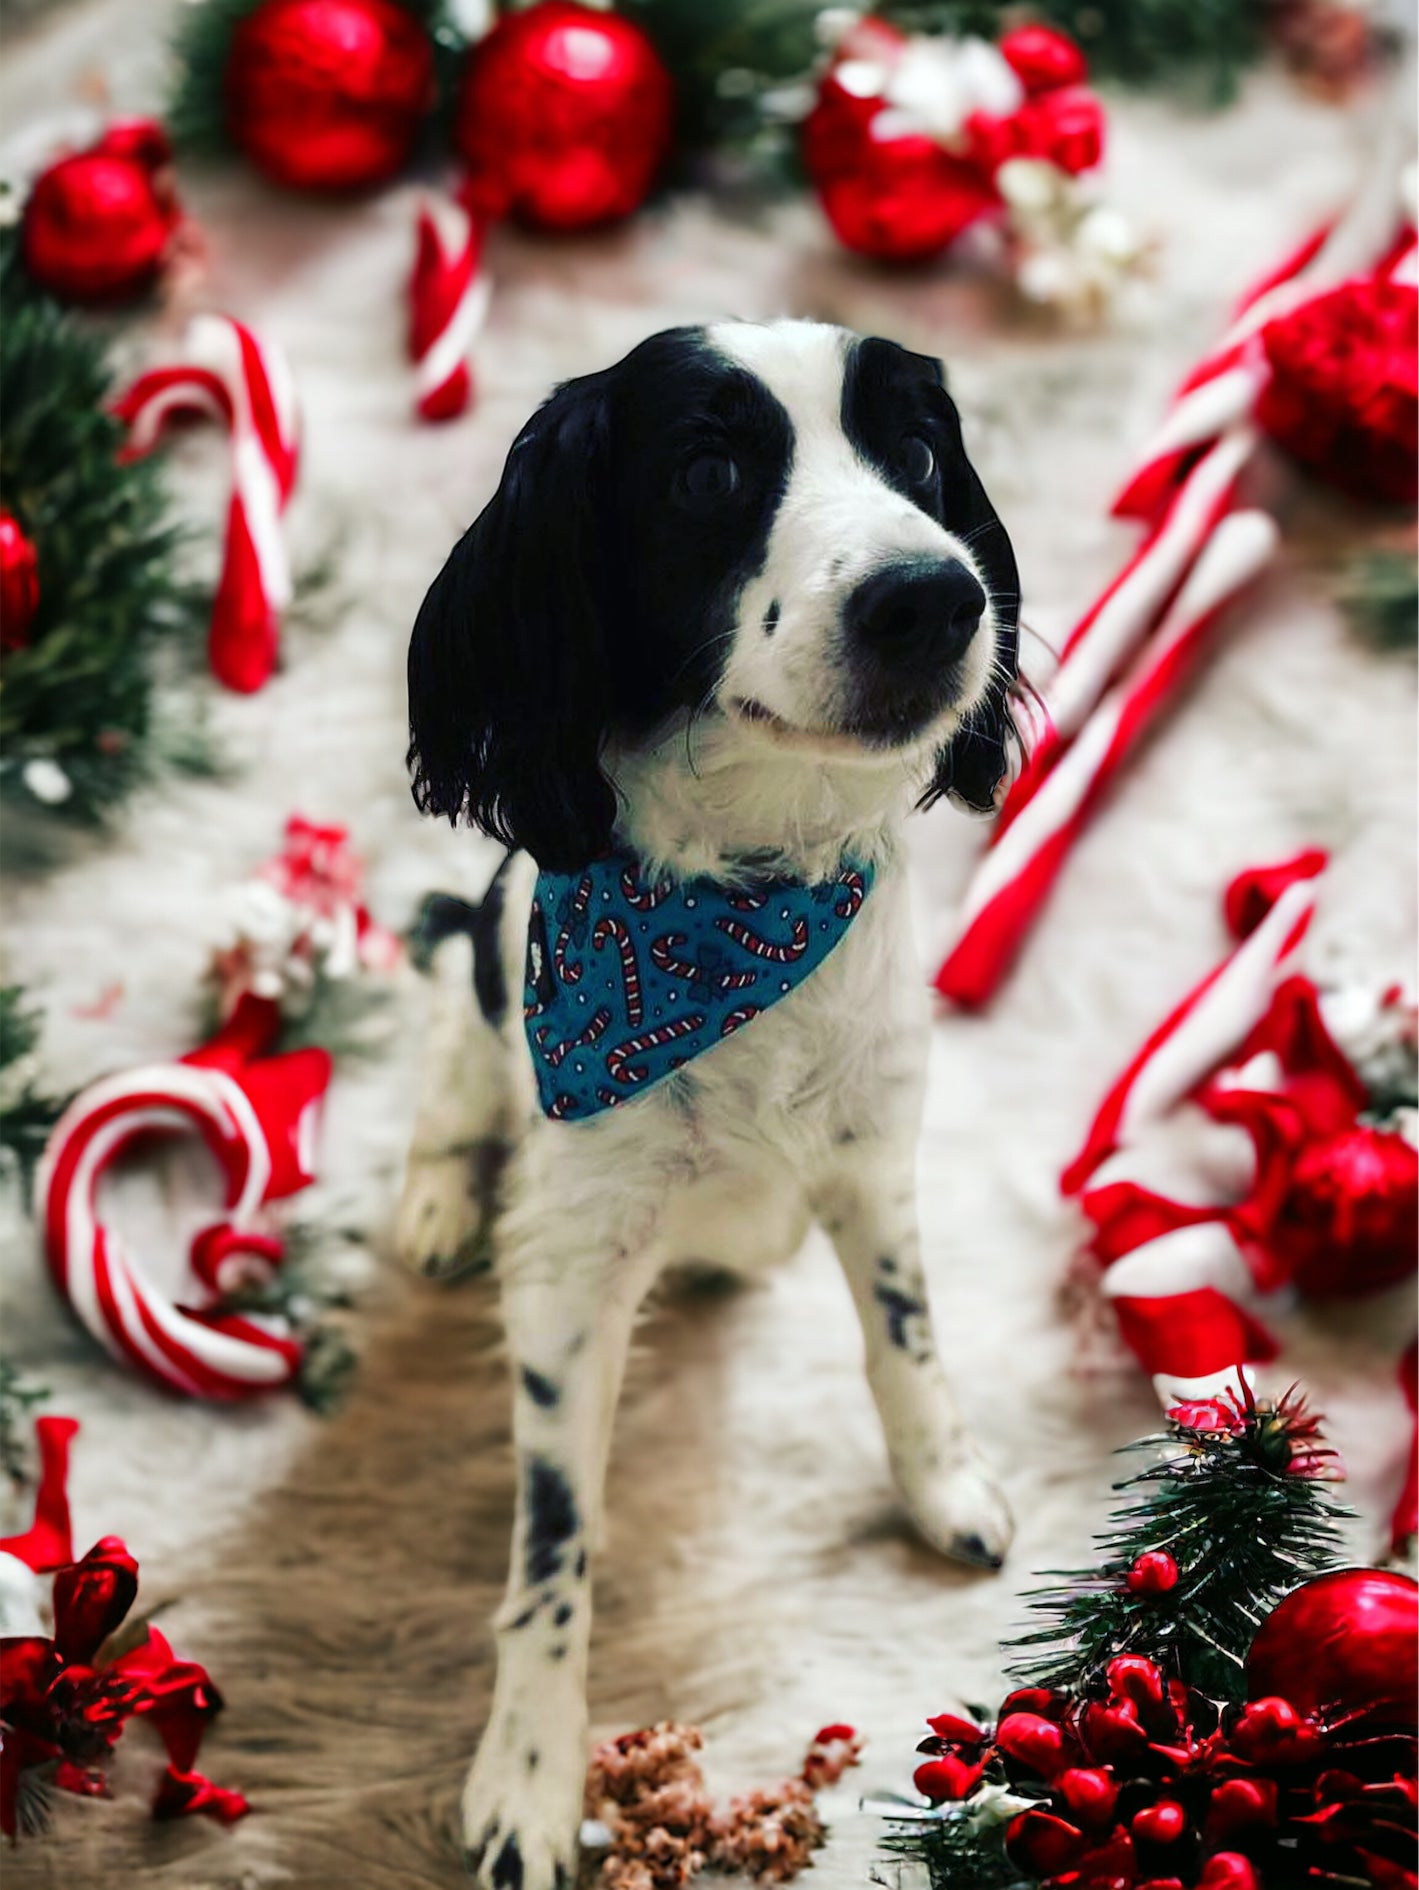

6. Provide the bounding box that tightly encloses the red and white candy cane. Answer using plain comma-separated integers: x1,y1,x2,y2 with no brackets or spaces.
35,995,328,1400
1061,854,1328,1407
114,314,299,695
650,933,757,993
541,1005,612,1069
714,915,810,962
593,915,645,1025
937,509,1280,1009
408,191,490,423
607,1013,706,1087
719,1004,761,1037
833,866,868,920
621,868,673,911
553,874,593,985
1006,427,1254,813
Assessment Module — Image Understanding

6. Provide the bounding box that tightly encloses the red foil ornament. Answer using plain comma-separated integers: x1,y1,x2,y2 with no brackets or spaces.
1275,1124,1419,1299
224,0,434,192
456,2,674,231
21,120,179,303
1246,1568,1418,1722
1126,1549,1180,1594
0,511,40,653
1257,277,1418,505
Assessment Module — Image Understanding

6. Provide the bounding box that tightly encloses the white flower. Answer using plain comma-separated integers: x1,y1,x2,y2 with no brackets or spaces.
22,758,71,805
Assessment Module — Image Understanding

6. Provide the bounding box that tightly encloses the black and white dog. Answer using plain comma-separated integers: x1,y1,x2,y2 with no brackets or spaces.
400,320,1020,1888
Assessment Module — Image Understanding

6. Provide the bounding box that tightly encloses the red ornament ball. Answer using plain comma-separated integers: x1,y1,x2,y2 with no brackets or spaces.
0,512,40,653
1246,1568,1418,1722
225,0,434,192
1126,1549,1180,1595
21,120,180,303
1275,1124,1419,1299
801,70,997,264
456,2,674,231
1257,277,1418,505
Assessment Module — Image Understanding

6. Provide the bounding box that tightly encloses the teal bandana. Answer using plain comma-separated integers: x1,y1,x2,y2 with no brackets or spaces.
523,850,875,1120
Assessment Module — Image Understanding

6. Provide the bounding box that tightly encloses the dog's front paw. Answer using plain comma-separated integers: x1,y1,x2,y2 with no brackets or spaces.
893,1442,1015,1571
396,1148,493,1280
462,1742,581,1890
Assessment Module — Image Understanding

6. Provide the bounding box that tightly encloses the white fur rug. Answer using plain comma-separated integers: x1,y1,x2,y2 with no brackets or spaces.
2,9,1414,1886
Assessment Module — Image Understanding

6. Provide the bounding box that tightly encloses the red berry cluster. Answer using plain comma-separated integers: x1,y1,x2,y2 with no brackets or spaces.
913,1655,1415,1889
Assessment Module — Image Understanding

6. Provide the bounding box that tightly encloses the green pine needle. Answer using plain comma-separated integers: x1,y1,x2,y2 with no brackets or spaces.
1340,548,1418,654
0,236,214,855
1005,1392,1348,1702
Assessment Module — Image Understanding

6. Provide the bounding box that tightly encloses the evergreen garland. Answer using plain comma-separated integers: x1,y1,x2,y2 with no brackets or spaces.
0,237,214,858
1008,1388,1346,1702
0,987,70,1196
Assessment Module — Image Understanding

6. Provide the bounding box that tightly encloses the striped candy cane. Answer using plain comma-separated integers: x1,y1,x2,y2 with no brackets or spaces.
714,915,810,962
542,1005,612,1069
552,874,593,985
1004,428,1255,819
833,866,868,920
1063,854,1330,1407
606,1014,706,1087
720,1004,761,1037
35,996,329,1400
937,509,1280,1009
650,933,758,992
593,915,645,1024
408,191,490,423
115,315,299,695
621,868,674,911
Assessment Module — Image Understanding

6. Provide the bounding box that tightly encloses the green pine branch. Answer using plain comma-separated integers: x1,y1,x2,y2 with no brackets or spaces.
0,235,214,856
0,986,71,1198
1006,1392,1348,1702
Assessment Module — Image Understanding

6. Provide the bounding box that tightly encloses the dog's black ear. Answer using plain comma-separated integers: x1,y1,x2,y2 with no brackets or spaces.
407,372,618,870
920,457,1020,816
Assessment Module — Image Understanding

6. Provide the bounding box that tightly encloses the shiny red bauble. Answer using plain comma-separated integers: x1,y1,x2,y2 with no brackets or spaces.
1246,1568,1418,1721
21,121,179,303
0,512,40,653
456,2,674,230
1276,1124,1419,1298
801,72,997,264
224,0,434,192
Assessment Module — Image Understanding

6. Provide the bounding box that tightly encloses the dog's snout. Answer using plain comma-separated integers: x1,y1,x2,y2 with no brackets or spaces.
844,558,986,669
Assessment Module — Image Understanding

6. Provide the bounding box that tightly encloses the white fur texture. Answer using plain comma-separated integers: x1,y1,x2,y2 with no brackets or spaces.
0,10,1412,1885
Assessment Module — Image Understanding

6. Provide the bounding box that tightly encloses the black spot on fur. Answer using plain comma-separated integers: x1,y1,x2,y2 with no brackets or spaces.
521,1366,560,1409
763,599,781,635
526,1749,539,1773
878,1255,897,1274
509,1603,537,1630
874,1281,926,1352
553,1601,573,1627
525,1458,579,1585
491,1833,524,1890
574,1548,588,1579
549,1643,567,1661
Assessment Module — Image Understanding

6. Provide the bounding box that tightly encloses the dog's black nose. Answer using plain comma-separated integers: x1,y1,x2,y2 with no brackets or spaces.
844,557,986,669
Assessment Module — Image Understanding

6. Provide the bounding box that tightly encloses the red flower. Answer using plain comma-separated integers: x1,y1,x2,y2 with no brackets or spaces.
913,1753,985,1802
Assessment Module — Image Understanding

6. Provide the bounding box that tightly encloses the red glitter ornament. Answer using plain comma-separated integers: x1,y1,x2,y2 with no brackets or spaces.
1246,1568,1418,1722
1276,1123,1419,1299
456,2,674,231
0,511,40,653
1126,1549,1180,1595
21,120,180,303
1257,277,1418,505
224,0,434,192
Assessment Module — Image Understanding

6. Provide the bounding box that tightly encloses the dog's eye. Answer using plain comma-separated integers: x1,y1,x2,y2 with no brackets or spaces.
679,452,741,505
898,433,936,485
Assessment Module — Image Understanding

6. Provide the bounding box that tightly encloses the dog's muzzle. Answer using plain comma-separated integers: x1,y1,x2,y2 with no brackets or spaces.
840,555,987,743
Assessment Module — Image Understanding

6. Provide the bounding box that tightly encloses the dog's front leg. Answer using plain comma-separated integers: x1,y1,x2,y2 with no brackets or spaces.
463,1238,657,1889
814,1145,1014,1569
